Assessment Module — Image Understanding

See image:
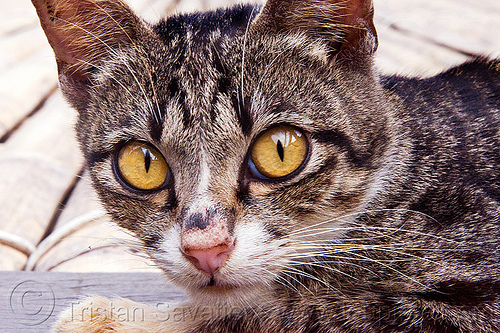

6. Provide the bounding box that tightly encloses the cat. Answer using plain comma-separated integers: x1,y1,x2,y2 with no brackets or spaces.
30,0,500,331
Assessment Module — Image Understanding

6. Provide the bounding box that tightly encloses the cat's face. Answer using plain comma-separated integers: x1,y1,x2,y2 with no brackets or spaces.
34,0,392,303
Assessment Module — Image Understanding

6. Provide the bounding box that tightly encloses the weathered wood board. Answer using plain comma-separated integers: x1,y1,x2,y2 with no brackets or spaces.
375,0,500,58
0,91,83,270
0,272,185,332
0,48,58,139
0,0,58,139
30,174,160,272
0,0,40,37
29,173,161,273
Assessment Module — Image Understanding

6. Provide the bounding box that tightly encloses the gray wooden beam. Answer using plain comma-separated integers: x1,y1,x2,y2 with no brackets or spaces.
0,272,185,332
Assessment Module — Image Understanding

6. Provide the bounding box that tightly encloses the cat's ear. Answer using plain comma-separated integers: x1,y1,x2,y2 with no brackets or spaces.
253,0,377,61
31,0,143,107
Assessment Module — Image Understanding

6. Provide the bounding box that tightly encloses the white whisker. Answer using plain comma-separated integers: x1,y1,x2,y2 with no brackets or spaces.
346,251,432,290
290,208,441,236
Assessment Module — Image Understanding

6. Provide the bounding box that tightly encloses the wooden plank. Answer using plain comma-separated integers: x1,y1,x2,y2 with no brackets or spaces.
0,271,185,332
31,174,160,272
172,0,256,13
0,47,58,138
202,0,257,11
0,25,50,74
0,0,39,37
130,0,178,22
373,0,500,58
167,0,205,14
0,91,83,270
373,19,469,76
0,247,28,271
53,172,104,230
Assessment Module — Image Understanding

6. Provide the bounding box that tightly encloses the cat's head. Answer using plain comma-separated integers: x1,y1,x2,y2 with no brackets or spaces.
33,0,396,304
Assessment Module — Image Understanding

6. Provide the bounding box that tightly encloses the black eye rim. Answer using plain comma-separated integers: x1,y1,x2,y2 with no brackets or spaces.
113,140,172,194
246,124,311,182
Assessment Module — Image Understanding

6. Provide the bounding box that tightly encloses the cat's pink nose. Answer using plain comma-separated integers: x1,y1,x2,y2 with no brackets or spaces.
183,243,234,276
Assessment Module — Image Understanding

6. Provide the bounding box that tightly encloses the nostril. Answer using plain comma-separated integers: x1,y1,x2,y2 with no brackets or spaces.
183,243,234,277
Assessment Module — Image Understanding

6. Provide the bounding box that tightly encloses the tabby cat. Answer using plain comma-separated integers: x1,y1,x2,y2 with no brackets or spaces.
31,0,500,331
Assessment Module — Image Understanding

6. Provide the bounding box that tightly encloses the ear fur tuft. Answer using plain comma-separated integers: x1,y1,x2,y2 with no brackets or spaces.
31,0,141,77
253,0,377,60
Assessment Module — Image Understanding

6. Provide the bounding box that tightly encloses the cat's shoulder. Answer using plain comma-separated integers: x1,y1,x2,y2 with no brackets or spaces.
440,57,500,80
381,57,499,95
380,57,500,117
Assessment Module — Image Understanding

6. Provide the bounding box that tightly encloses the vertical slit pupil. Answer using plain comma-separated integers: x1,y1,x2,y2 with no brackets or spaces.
277,140,284,162
143,148,151,173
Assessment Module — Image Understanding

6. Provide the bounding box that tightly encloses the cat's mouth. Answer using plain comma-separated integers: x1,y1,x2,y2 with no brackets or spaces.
206,277,218,287
201,277,238,291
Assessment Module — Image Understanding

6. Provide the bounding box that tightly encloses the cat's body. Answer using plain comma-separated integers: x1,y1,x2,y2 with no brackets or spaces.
31,0,500,332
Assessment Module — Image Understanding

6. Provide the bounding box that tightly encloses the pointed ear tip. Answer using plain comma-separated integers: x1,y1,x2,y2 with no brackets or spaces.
31,0,51,11
31,0,55,24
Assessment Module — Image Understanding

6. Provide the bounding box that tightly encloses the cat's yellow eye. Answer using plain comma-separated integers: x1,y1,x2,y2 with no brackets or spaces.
116,142,169,191
250,125,308,179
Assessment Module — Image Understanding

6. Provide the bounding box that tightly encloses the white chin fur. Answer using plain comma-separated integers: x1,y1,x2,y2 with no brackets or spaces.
152,221,288,305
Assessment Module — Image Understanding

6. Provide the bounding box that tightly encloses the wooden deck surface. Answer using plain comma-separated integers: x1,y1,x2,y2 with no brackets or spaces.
0,272,185,331
0,0,499,331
